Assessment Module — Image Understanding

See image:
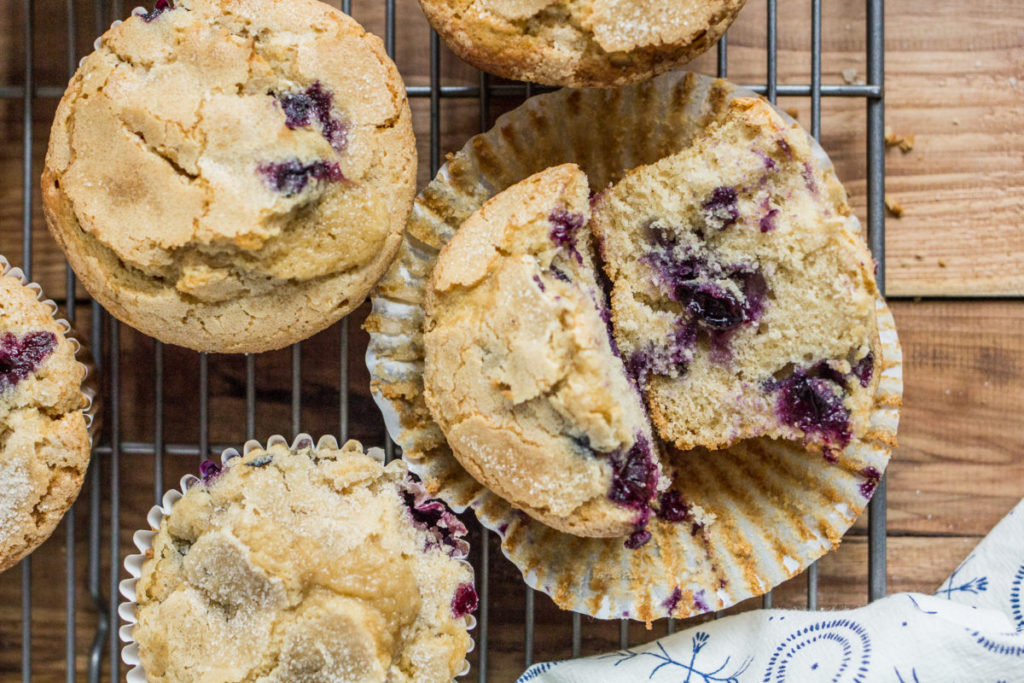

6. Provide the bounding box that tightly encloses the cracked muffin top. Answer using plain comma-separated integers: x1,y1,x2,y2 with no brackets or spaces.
423,165,667,541
132,439,476,682
417,0,745,86
0,265,90,573
42,0,416,353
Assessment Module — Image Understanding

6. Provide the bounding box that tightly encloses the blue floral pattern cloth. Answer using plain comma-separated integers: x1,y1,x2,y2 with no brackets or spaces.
518,499,1024,682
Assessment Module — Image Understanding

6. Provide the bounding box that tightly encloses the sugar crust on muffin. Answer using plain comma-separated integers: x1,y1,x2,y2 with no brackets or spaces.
43,0,416,353
0,270,90,573
417,0,746,87
132,439,476,682
423,164,667,540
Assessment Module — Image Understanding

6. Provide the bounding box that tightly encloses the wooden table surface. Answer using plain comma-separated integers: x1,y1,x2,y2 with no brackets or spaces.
0,0,1022,680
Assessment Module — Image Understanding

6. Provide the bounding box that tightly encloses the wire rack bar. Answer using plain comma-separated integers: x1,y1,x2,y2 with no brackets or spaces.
806,0,823,613
63,5,80,672
20,0,35,679
475,69,491,683
761,0,778,613
0,83,884,100
7,0,888,679
866,0,888,604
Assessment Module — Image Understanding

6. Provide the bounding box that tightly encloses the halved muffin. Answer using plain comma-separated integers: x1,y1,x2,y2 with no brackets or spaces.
591,97,880,456
423,164,666,542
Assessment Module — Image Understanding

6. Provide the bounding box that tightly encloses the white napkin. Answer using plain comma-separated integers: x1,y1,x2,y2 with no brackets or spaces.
518,499,1024,682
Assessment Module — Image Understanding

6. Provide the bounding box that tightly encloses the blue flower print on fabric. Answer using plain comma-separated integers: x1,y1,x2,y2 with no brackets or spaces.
762,618,871,682
517,661,561,682
1011,563,1024,631
937,555,989,600
601,631,752,682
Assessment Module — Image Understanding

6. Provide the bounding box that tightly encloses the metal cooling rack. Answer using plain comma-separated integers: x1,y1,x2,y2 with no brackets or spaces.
3,0,885,679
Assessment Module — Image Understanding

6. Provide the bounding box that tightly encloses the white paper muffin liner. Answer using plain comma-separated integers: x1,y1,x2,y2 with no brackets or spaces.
1,255,98,438
365,71,903,623
118,433,477,682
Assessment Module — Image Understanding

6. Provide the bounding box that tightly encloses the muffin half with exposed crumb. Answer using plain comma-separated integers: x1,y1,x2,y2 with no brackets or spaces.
43,0,416,353
591,97,880,456
127,437,476,682
423,164,667,543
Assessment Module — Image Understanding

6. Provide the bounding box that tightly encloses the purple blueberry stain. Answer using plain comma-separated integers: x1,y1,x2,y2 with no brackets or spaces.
802,162,819,196
656,489,692,523
548,264,571,284
644,248,767,333
625,349,652,385
692,589,710,612
275,82,348,152
451,582,479,618
625,327,695,387
811,360,848,389
532,274,546,292
759,207,780,233
199,460,222,484
608,435,658,511
624,528,651,550
756,151,778,171
598,305,621,358
771,367,852,448
0,331,57,394
852,352,875,388
258,159,343,196
643,222,678,248
549,208,586,264
859,466,881,498
702,186,739,231
401,488,468,555
662,586,683,613
142,0,173,22
608,435,661,549
685,282,747,330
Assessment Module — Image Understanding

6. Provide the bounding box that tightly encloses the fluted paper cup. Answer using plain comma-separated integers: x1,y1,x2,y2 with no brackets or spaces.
364,71,902,623
118,434,477,681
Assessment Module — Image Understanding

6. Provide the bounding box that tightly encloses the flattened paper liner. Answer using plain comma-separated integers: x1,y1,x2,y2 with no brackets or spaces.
366,71,902,622
117,433,477,682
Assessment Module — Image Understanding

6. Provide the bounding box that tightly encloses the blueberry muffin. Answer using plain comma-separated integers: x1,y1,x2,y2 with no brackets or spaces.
0,260,91,573
131,438,476,682
42,0,416,353
418,0,745,87
423,165,667,542
591,97,880,456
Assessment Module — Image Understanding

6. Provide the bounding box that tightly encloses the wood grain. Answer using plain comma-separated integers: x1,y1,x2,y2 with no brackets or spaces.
4,0,1024,298
0,0,1022,680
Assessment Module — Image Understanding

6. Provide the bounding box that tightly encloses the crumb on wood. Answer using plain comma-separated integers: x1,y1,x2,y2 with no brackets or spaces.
914,254,924,261
841,68,861,85
885,194,904,218
884,126,915,153
785,107,800,121
938,259,947,268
